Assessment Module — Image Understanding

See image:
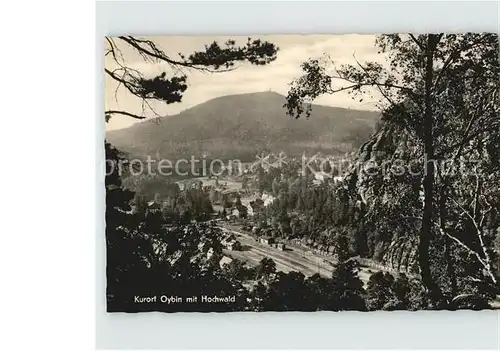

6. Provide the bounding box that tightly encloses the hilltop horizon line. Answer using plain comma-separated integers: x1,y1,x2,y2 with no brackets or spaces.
105,90,379,132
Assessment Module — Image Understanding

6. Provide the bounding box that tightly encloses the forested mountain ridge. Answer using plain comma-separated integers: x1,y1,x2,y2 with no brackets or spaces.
106,91,380,161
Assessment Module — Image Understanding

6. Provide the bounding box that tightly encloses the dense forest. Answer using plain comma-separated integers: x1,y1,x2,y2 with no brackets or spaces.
284,33,500,308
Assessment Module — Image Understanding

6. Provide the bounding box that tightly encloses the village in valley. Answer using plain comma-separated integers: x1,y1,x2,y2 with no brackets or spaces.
133,151,414,288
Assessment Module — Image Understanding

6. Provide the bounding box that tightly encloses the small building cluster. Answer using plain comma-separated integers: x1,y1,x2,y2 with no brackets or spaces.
219,255,233,268
261,193,275,207
288,237,335,256
221,232,242,251
259,236,286,250
259,236,275,245
306,241,335,256
146,200,162,214
274,242,286,251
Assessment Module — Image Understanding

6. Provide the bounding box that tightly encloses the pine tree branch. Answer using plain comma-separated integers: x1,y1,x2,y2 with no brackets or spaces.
105,110,146,120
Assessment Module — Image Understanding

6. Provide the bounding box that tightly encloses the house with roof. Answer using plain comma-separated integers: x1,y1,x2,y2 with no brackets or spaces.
231,203,248,219
259,236,275,245
261,193,275,206
249,198,265,215
275,242,286,251
245,203,254,217
219,256,233,268
145,200,162,215
226,240,242,251
328,246,335,255
231,207,240,218
221,233,236,244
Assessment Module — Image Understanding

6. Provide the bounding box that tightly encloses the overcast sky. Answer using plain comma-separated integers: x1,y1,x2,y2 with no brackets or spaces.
105,34,383,131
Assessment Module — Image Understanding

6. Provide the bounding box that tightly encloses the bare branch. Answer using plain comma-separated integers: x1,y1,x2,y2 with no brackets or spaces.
479,198,494,228
451,197,477,226
446,187,498,285
105,68,141,98
409,34,424,51
105,110,146,120
437,225,488,268
327,84,362,94
328,73,419,97
472,173,481,222
352,54,397,108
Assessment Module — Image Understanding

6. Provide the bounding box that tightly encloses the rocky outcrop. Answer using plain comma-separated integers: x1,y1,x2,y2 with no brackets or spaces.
341,122,422,274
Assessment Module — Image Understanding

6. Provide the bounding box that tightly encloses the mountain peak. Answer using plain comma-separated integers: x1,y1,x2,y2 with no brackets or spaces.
106,92,380,161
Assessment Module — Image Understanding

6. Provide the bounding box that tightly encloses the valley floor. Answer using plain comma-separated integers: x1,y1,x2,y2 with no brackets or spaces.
220,223,392,286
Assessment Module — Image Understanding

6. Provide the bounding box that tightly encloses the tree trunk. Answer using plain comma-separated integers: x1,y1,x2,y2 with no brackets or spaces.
418,35,442,303
440,184,457,298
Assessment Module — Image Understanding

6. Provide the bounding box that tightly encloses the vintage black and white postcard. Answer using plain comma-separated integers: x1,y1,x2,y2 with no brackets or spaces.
104,34,500,313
